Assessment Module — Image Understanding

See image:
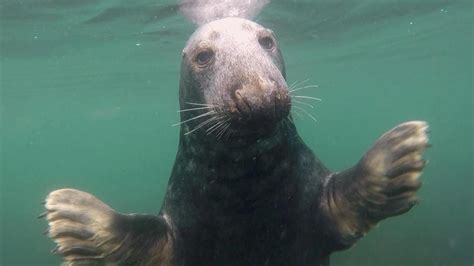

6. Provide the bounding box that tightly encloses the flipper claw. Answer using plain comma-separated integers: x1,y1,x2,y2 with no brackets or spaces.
51,246,59,254
37,211,48,219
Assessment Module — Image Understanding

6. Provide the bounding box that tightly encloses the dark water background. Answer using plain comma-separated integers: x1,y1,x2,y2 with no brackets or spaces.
1,0,472,265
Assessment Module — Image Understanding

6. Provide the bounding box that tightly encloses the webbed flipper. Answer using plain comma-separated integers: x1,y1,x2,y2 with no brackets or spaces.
42,189,174,265
320,121,429,249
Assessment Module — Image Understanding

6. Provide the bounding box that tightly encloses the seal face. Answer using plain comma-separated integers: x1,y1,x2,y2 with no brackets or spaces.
42,16,429,266
179,18,290,141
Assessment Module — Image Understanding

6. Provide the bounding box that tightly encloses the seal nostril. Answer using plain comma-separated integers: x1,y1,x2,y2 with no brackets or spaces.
236,90,243,98
233,89,252,115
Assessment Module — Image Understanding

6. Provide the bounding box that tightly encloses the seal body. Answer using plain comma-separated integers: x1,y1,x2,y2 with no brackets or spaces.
42,17,429,266
164,123,332,265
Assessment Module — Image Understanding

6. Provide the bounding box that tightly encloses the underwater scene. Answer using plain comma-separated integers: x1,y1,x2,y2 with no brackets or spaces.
1,0,472,265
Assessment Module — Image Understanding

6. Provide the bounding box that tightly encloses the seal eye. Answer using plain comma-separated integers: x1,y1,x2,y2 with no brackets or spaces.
195,50,214,66
259,36,274,50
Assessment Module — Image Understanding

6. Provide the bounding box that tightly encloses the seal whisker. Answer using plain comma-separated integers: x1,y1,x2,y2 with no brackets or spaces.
206,120,221,132
206,117,226,134
289,85,319,94
224,123,234,140
287,116,295,125
216,124,226,139
208,122,226,137
216,121,232,140
184,115,221,136
207,117,231,135
292,95,322,101
178,106,213,113
288,79,310,90
291,109,304,120
288,80,300,90
293,106,318,123
222,123,232,140
206,121,223,134
293,100,314,109
207,117,231,134
216,122,231,139
172,110,216,127
185,102,218,107
288,81,296,90
282,118,293,131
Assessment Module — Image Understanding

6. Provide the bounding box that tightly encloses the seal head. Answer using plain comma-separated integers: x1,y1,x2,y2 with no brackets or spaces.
179,17,290,139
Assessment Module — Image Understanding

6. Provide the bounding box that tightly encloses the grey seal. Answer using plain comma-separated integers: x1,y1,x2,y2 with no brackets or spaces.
41,17,429,265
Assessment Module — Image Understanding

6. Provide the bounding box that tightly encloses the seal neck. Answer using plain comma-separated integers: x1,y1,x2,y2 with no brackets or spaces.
178,120,296,161
163,118,311,232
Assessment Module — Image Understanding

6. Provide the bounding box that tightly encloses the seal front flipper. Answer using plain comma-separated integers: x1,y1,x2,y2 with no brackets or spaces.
43,189,174,265
320,121,429,250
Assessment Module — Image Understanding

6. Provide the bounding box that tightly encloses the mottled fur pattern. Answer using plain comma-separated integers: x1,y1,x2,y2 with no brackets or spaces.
42,17,429,265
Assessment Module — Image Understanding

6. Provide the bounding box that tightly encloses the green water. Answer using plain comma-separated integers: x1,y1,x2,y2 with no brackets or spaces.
1,1,472,265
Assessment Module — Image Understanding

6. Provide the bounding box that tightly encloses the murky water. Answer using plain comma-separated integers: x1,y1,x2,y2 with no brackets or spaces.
1,0,472,265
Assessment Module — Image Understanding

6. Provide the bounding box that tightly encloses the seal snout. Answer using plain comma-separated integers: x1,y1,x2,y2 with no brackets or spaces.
230,77,290,123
